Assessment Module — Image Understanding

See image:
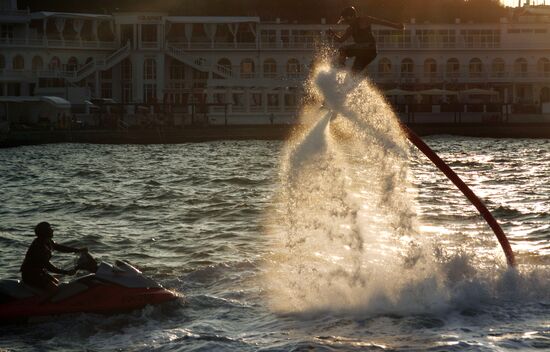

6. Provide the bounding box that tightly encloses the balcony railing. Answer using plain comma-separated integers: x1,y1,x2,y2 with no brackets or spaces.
0,36,117,49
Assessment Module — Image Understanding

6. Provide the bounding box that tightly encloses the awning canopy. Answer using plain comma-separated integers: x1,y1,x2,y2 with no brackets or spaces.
31,12,112,21
0,96,71,109
166,16,260,24
419,88,458,96
384,89,416,96
460,88,498,96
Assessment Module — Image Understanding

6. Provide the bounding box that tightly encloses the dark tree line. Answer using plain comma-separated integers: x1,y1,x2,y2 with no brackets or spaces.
19,0,509,23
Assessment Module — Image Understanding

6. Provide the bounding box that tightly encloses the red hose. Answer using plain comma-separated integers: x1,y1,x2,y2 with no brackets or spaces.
400,124,516,267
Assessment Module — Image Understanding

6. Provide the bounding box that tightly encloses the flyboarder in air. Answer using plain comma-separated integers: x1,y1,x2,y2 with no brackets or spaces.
327,6,404,77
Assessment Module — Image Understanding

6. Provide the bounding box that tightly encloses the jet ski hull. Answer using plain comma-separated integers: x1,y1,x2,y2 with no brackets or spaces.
0,282,178,322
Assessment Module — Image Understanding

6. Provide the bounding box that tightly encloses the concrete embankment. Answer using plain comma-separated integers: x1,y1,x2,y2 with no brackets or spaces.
1,122,550,147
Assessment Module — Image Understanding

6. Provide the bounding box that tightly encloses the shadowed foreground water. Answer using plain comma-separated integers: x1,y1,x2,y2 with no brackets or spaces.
0,139,548,351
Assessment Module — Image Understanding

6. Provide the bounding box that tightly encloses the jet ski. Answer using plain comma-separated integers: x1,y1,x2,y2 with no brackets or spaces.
0,252,178,323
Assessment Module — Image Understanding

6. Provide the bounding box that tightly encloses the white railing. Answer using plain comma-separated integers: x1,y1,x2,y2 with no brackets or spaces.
0,36,117,49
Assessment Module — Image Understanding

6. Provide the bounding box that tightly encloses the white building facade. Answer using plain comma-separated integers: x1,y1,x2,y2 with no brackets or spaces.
1,0,550,124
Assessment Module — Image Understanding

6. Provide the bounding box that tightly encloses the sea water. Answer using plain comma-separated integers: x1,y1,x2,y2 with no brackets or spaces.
0,66,548,351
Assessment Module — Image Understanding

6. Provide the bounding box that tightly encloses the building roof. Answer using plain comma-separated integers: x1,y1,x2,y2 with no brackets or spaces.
30,11,112,21
165,16,260,24
0,96,71,109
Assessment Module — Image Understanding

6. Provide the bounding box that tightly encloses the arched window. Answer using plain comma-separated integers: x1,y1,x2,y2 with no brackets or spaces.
424,58,437,78
469,58,483,78
49,56,61,70
400,58,414,78
240,58,255,78
491,58,505,78
67,56,78,72
537,58,550,77
144,58,156,80
513,58,528,77
0,55,5,69
263,58,277,78
378,58,392,78
286,58,301,78
12,55,24,70
32,56,43,72
446,58,460,78
217,58,232,76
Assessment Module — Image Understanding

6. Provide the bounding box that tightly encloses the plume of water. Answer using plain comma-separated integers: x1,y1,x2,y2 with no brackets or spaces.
264,63,444,315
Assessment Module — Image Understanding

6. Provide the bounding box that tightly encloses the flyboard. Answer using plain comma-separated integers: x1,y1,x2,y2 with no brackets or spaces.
319,69,516,267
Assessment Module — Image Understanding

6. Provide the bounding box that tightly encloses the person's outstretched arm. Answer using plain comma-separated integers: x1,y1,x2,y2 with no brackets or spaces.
367,16,404,30
45,261,75,275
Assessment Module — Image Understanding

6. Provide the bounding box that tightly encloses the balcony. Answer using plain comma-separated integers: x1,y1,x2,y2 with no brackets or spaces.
0,36,117,50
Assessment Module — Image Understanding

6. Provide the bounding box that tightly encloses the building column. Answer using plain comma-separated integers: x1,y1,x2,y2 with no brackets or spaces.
156,53,165,103
134,55,144,102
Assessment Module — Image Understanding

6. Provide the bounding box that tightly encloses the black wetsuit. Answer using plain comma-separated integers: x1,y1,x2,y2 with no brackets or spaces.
340,17,378,75
20,237,78,290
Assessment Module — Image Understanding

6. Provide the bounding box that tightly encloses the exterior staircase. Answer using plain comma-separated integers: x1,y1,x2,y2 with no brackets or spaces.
61,42,132,82
166,46,233,79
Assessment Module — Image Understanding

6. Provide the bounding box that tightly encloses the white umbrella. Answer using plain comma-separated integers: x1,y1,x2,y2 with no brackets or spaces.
384,88,416,96
460,88,498,96
419,88,458,96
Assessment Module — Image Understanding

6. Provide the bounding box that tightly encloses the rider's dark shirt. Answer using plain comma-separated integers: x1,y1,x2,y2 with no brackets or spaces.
20,238,77,274
350,17,376,45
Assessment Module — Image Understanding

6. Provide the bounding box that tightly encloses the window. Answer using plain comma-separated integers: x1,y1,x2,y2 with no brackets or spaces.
491,58,506,78
286,58,301,78
424,58,437,78
144,83,156,103
122,82,132,103
537,58,550,77
121,58,132,80
217,58,232,76
267,93,279,110
400,58,414,78
378,58,392,78
469,58,483,78
514,58,528,77
101,82,112,98
0,55,4,69
446,58,460,78
49,56,61,71
67,57,78,72
263,58,277,78
374,30,412,49
416,29,455,48
240,58,255,78
261,30,276,47
170,60,185,80
32,56,43,72
0,24,14,40
461,29,500,48
12,55,24,70
144,58,156,80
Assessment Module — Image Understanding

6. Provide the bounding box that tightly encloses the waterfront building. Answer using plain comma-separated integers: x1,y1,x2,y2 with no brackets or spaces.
1,0,550,126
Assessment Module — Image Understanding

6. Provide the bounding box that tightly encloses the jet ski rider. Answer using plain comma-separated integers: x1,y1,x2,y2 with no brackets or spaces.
327,6,404,77
20,222,87,291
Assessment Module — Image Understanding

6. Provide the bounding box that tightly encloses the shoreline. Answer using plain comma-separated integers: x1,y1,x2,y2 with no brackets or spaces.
1,122,550,147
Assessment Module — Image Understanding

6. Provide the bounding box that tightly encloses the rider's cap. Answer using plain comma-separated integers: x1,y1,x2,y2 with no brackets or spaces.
34,222,52,237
